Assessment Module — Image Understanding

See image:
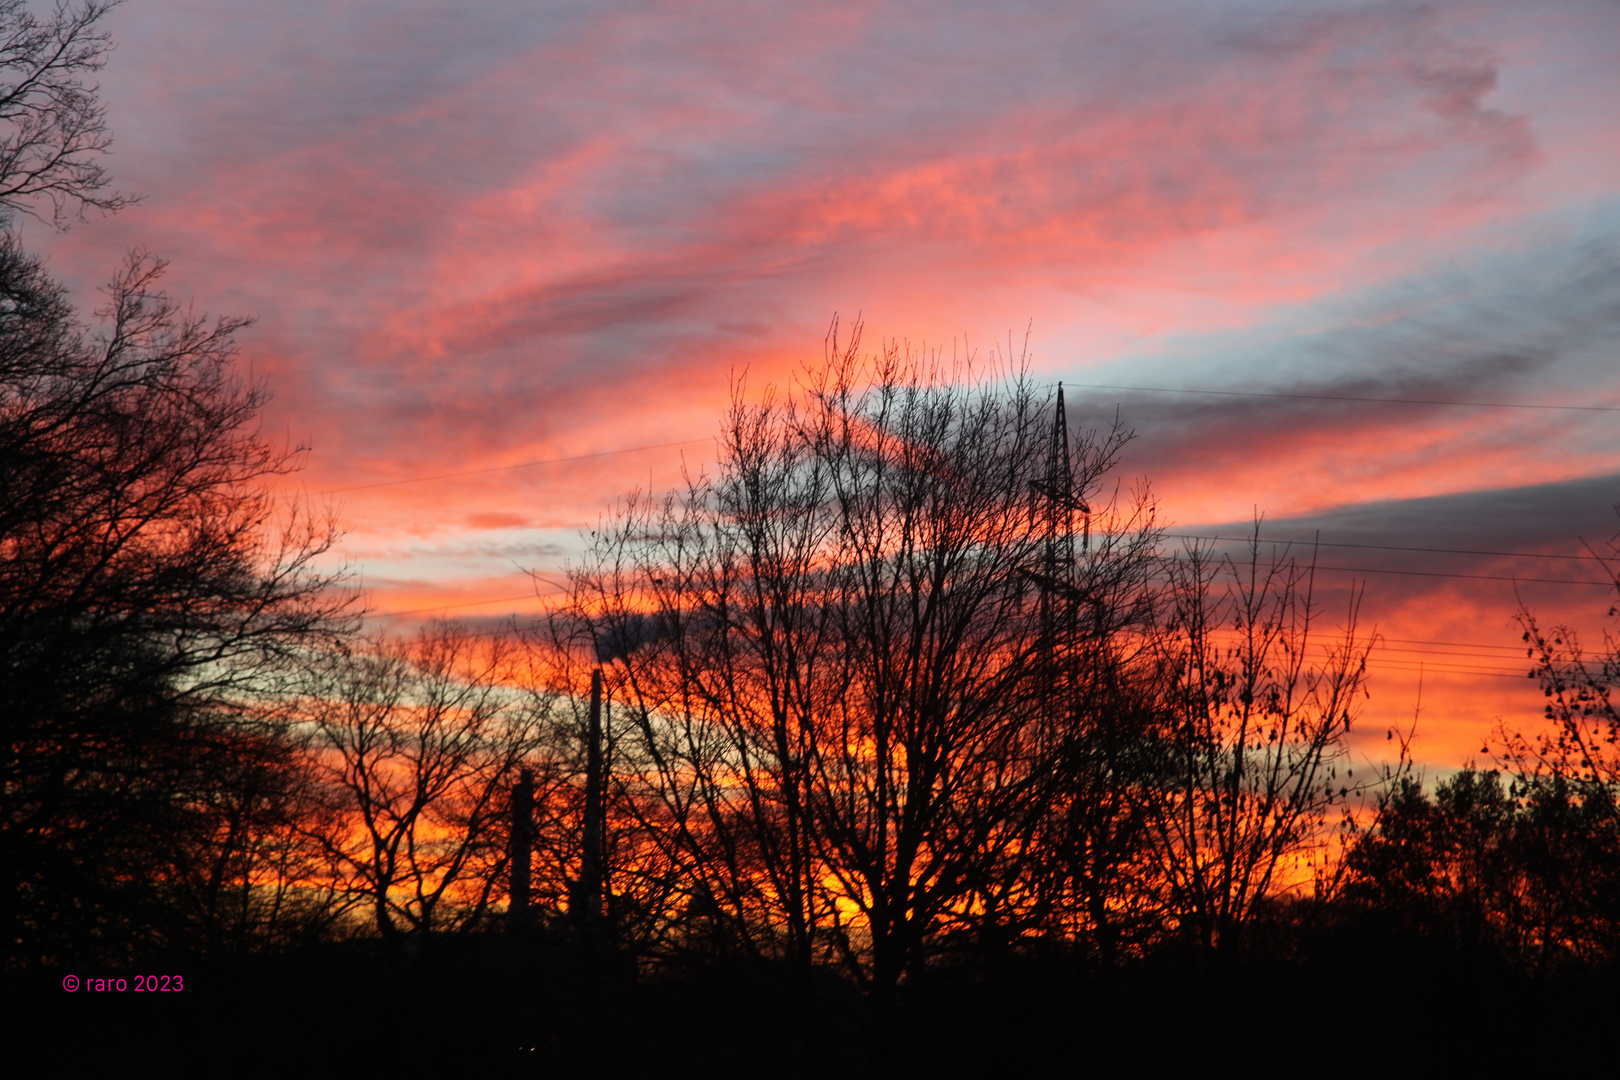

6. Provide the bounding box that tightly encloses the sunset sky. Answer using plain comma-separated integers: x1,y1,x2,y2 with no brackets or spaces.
30,0,1620,770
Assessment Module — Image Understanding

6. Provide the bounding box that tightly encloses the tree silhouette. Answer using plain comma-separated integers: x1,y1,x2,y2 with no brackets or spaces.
1345,768,1620,973
1507,519,1620,797
1145,530,1373,952
560,324,1163,1061
0,243,355,965
0,0,133,225
300,625,547,948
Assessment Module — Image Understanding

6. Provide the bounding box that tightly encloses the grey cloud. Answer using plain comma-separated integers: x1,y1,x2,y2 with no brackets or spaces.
1072,224,1620,478
1177,473,1620,616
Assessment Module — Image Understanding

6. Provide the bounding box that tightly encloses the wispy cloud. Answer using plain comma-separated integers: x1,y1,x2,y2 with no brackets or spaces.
27,0,1620,737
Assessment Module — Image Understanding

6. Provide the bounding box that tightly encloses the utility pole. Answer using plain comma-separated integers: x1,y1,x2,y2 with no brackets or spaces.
510,767,534,933
1029,384,1091,733
573,668,605,931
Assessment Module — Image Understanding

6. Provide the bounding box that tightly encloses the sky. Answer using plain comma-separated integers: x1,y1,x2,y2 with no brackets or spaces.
29,0,1620,770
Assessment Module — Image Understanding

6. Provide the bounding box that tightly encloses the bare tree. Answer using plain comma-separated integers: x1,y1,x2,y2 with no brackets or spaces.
0,0,132,225
520,642,694,958
1146,530,1374,952
0,2,370,968
562,323,1163,1057
302,625,548,947
1472,514,1620,966
162,717,349,956
1505,523,1620,797
0,241,356,965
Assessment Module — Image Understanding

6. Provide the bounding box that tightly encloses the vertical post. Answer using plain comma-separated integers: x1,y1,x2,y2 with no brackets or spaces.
510,767,534,932
577,667,605,929
1037,384,1078,741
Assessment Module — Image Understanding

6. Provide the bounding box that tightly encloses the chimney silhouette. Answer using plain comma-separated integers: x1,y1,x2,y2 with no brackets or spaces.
510,767,533,932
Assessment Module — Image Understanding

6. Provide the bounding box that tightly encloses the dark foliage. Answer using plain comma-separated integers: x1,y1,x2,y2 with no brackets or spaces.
1345,769,1620,973
0,238,355,966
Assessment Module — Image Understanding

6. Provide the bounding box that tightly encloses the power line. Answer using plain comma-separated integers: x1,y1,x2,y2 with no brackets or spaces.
1367,660,1530,680
1196,633,1524,660
1089,534,1615,584
1116,627,1535,678
1377,645,1524,662
1167,534,1612,565
1194,633,1529,667
1162,540,1615,588
1372,656,1527,673
1061,382,1620,414
1261,561,1608,588
1382,636,1524,652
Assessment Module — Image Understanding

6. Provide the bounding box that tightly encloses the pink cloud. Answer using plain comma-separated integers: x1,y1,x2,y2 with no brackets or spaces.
24,0,1620,766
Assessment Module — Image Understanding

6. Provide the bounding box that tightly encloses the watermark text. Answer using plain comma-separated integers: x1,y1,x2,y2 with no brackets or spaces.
62,974,184,993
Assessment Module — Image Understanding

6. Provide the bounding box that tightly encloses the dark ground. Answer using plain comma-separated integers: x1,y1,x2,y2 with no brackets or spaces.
9,924,1619,1075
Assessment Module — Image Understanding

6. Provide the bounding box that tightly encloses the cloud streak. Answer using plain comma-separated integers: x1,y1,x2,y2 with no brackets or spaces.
25,0,1620,763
